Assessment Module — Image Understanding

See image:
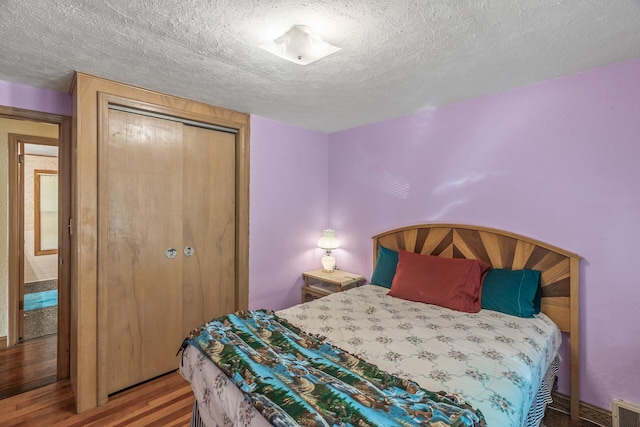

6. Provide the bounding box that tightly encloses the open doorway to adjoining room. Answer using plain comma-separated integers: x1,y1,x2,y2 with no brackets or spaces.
0,108,71,400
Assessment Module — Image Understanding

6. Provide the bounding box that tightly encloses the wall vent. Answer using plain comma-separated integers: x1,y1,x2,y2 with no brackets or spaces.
613,399,640,427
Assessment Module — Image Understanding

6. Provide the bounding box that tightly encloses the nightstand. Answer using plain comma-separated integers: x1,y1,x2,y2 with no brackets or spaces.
302,269,366,302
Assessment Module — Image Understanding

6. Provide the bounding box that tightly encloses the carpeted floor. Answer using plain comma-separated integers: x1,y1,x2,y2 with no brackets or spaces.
24,279,58,340
25,279,57,294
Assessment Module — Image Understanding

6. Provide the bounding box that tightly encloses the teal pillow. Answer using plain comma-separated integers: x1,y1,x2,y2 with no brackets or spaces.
370,245,398,288
481,269,542,318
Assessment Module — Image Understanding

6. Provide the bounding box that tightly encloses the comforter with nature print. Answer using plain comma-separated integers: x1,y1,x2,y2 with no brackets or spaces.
181,309,486,427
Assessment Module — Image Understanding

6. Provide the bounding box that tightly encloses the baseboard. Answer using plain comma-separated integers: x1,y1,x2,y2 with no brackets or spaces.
0,336,6,349
551,391,612,427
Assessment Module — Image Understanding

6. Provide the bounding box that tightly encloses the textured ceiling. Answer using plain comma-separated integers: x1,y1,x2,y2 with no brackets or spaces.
2,0,640,132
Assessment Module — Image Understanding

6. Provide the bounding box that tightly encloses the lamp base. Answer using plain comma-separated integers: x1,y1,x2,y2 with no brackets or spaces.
321,255,336,272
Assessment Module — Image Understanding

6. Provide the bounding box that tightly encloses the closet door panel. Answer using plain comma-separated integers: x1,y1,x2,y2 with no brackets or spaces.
182,126,236,334
104,110,184,394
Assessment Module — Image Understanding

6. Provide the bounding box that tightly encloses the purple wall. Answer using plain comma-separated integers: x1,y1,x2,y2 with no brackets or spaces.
0,80,72,116
249,116,329,310
328,57,640,410
4,56,639,410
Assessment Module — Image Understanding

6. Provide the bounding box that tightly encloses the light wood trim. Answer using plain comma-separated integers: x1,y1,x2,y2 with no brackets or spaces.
0,336,6,349
550,391,611,427
236,119,250,311
7,134,20,347
95,93,110,406
72,72,250,412
0,106,65,124
71,74,101,412
17,138,25,342
372,223,581,421
569,256,580,421
57,116,72,380
68,85,80,404
8,134,59,345
33,169,58,256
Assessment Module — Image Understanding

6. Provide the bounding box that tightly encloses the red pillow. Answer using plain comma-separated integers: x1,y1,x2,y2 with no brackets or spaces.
388,250,491,313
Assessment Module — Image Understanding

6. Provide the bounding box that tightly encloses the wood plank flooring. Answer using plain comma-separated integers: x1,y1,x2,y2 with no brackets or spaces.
0,334,57,399
544,406,604,427
0,371,193,426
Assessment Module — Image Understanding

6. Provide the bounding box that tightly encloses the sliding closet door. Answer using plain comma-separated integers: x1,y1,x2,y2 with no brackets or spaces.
181,126,236,335
104,110,184,394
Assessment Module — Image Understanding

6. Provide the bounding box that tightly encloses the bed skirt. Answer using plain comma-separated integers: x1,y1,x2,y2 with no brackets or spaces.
190,401,205,427
525,356,560,427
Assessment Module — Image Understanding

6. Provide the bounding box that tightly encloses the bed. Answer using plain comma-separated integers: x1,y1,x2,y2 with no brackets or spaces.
180,224,581,426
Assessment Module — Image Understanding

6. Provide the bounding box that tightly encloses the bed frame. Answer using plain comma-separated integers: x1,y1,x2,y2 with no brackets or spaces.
373,223,581,421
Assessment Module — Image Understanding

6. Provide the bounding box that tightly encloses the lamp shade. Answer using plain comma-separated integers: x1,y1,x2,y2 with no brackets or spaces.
317,229,340,250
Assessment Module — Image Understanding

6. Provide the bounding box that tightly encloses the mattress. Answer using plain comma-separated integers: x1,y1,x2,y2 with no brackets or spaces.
180,285,561,427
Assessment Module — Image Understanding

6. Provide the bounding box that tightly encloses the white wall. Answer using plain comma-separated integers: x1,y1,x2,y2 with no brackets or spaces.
23,154,59,283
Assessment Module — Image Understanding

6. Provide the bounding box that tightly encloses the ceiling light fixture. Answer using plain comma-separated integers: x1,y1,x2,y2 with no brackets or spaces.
260,25,341,65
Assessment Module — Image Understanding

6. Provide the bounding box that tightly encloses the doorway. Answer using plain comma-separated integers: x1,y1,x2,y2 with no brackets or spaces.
14,135,59,343
1,109,71,399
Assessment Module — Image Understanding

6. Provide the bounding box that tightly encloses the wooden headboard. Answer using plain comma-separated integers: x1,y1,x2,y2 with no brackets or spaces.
372,223,581,420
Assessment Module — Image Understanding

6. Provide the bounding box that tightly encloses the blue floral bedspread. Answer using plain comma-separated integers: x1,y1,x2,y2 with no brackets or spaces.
181,310,485,427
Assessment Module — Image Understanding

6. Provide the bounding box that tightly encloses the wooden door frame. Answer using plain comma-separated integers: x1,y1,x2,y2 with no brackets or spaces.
8,134,58,342
2,105,71,380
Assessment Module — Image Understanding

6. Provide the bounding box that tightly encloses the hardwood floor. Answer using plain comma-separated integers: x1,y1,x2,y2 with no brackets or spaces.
0,371,193,426
0,367,602,427
544,406,604,427
0,334,57,399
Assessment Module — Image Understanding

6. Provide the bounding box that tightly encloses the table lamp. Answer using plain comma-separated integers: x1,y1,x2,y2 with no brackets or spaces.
317,229,340,272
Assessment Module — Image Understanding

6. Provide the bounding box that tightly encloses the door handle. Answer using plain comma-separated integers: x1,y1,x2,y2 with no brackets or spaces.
184,246,195,257
165,248,178,259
